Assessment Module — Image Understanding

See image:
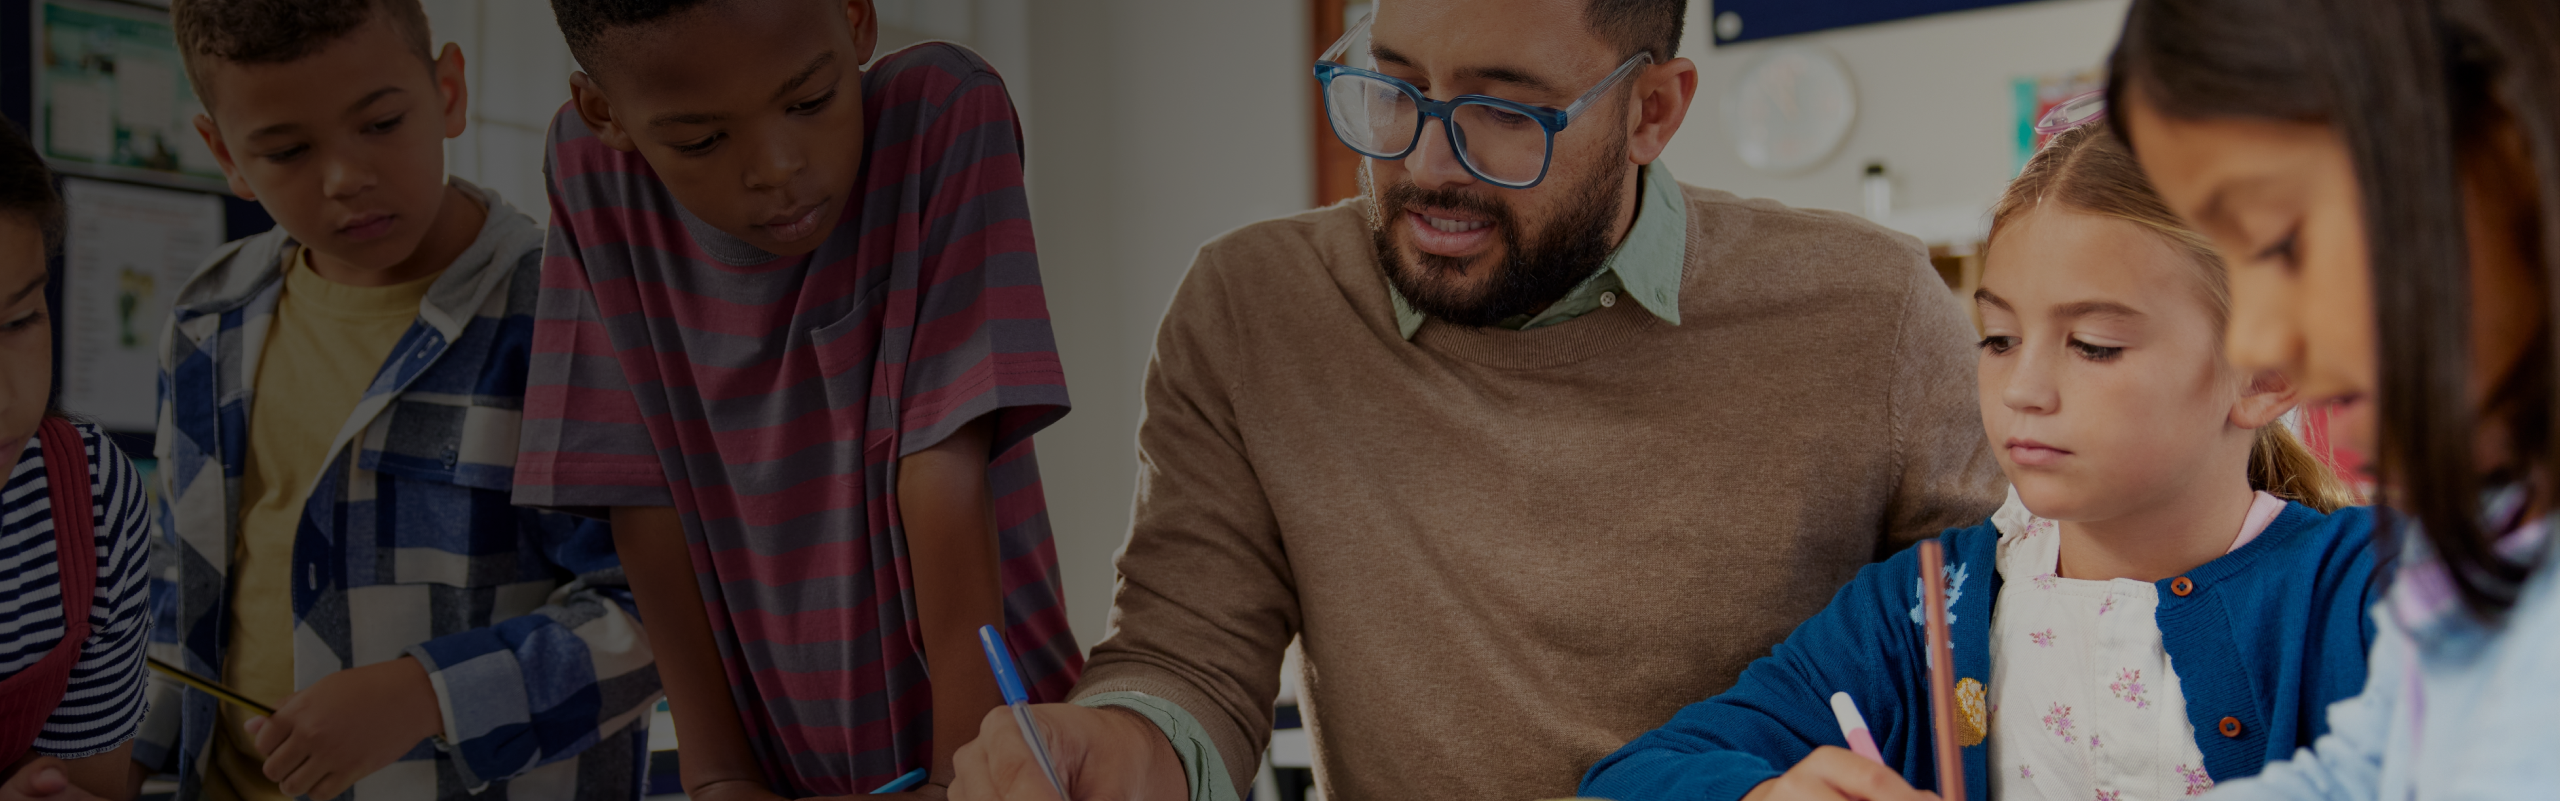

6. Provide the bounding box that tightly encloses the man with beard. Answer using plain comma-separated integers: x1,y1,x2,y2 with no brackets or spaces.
950,1,2003,800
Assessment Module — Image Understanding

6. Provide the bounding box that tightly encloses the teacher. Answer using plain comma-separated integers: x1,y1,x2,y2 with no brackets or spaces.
955,1,2002,799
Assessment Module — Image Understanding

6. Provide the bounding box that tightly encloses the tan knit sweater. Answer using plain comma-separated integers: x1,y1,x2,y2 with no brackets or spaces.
1075,185,2005,801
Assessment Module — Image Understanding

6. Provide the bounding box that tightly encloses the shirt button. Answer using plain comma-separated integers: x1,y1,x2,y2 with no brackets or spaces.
1600,291,1617,308
2171,576,2195,597
2218,716,2243,738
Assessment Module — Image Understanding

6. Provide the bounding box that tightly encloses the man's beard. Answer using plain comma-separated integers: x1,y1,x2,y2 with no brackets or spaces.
1366,146,1630,329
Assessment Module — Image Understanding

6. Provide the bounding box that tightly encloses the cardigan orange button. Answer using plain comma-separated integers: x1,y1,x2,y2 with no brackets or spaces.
2219,716,2244,738
2171,576,2196,597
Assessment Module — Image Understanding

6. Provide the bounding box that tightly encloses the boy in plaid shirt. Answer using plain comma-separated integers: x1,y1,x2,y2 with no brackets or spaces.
135,2,659,799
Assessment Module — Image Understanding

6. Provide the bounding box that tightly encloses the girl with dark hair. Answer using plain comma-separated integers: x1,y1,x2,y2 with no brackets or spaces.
0,120,155,801
2113,0,2560,796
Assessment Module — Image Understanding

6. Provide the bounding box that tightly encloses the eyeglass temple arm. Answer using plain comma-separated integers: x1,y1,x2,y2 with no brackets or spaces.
1558,51,1656,123
1318,12,1372,65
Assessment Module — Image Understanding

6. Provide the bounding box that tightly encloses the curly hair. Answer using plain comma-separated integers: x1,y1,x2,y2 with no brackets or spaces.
549,0,727,72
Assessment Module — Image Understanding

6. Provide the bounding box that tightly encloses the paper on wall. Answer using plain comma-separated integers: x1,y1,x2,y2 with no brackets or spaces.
58,178,224,432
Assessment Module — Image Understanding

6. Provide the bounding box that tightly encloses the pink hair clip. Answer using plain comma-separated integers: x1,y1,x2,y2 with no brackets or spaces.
2034,89,2110,135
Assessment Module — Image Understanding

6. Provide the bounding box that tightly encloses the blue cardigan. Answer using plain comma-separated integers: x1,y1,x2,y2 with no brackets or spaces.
1581,502,2380,801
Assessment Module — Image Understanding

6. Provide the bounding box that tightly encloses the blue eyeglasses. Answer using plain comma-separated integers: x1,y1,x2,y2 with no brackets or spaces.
1312,13,1652,189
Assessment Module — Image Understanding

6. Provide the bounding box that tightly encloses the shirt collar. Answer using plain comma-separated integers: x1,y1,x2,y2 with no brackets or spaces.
1391,160,1688,339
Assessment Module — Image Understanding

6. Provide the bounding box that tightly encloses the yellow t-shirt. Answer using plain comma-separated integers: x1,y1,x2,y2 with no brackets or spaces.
206,248,439,801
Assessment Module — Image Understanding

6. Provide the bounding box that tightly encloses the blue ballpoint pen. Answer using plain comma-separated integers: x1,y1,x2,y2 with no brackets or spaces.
869,767,928,794
978,625,1072,800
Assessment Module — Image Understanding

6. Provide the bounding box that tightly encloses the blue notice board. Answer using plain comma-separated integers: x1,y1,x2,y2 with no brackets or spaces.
1710,0,2057,45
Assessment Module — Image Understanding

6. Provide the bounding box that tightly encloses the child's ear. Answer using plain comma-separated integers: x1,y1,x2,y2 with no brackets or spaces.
435,43,471,140
845,0,878,67
570,72,637,153
192,114,257,201
2231,369,2300,430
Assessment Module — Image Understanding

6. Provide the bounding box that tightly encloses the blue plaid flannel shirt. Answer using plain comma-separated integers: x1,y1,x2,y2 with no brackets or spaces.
136,183,661,800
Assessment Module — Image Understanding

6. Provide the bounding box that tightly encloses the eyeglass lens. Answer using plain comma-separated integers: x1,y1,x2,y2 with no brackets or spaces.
1324,73,1552,186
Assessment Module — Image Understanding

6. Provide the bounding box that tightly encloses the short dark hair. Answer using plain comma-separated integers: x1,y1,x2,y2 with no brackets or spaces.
170,0,435,105
0,121,64,256
1587,0,1685,62
550,0,726,72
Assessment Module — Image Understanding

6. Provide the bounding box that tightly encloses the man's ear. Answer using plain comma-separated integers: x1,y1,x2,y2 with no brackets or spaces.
1626,56,1698,166
2232,368,2300,431
569,71,638,153
191,113,256,201
434,43,471,140
846,0,878,67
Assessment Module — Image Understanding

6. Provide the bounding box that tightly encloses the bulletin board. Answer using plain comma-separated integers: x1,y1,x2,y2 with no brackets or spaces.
1708,0,2057,46
31,0,225,191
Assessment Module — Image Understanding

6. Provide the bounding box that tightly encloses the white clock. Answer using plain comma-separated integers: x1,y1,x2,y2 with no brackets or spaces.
1721,45,1859,175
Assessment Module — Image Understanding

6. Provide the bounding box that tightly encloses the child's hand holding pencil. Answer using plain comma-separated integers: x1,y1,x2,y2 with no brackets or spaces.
1739,542,1969,801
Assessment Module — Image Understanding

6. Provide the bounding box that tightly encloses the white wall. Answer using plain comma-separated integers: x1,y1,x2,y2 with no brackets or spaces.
419,0,574,217
1016,0,1314,651
1659,0,2131,242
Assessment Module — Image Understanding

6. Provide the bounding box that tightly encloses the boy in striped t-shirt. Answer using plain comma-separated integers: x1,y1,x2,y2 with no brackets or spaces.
518,1,1079,796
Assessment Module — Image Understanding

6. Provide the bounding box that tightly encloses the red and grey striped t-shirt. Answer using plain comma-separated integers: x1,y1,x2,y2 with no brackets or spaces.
514,43,1080,795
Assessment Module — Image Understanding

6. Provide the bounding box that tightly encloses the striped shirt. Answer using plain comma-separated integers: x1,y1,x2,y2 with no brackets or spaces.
517,43,1078,795
0,421,152,757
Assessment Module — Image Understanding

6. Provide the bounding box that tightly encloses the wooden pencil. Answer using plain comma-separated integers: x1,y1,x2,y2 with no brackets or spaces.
146,655,275,716
1918,541,1965,801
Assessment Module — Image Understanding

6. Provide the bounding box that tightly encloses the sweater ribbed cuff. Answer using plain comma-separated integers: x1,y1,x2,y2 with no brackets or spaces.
1073,691,1240,801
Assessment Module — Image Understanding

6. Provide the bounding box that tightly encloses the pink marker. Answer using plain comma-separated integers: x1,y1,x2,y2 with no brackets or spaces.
1830,692,1887,764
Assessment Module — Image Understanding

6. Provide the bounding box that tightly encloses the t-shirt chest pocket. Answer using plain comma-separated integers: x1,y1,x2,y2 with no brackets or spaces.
810,282,894,454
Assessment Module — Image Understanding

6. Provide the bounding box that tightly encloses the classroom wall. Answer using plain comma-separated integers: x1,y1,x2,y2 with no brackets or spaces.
1017,0,1315,651
419,0,575,218
1658,0,2132,242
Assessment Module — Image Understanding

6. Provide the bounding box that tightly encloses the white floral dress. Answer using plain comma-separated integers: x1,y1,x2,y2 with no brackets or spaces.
1985,490,2285,801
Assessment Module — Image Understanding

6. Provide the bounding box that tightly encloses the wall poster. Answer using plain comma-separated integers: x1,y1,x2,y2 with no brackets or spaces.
33,0,227,191
58,177,224,432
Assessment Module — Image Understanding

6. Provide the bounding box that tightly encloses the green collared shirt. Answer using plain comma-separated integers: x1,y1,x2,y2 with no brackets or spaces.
1389,159,1688,339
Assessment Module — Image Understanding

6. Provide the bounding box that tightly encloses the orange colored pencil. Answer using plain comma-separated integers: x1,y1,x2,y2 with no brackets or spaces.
1918,541,1965,801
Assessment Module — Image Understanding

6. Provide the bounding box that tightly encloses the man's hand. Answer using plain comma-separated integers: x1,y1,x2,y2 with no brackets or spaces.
0,758,106,801
248,656,444,800
950,704,1186,801
1742,747,1941,801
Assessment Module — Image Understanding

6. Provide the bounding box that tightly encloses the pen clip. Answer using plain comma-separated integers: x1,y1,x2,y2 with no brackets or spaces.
978,625,1032,706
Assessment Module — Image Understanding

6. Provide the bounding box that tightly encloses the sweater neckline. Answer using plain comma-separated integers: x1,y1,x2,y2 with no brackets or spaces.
1407,297,1663,370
